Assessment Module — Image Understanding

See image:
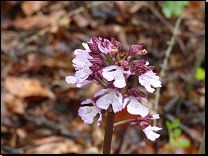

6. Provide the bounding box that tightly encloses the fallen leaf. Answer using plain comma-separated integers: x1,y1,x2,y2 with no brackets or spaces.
72,13,90,28
25,138,83,154
4,93,27,115
21,1,50,16
10,10,70,31
4,76,55,99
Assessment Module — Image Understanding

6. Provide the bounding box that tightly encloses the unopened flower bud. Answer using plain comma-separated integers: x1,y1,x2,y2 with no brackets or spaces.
136,121,149,129
131,60,154,76
108,46,118,58
116,60,130,71
129,43,144,56
111,38,121,53
126,88,146,98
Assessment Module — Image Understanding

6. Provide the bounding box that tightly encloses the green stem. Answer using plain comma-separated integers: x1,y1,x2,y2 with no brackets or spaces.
114,119,135,127
96,78,106,88
103,105,115,154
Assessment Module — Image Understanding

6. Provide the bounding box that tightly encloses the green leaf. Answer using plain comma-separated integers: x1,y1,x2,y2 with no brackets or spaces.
173,128,182,137
196,67,205,81
174,139,191,147
165,120,172,130
171,119,180,129
162,1,190,18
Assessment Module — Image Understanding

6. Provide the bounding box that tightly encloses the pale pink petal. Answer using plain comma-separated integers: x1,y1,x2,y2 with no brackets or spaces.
78,106,101,124
102,71,115,81
102,65,118,72
75,68,92,81
113,68,126,88
97,113,103,126
138,97,148,102
143,125,162,141
65,76,76,84
126,97,149,117
94,89,108,97
123,98,130,108
81,98,94,105
139,70,162,93
96,94,111,110
112,100,123,113
76,80,91,88
152,114,160,119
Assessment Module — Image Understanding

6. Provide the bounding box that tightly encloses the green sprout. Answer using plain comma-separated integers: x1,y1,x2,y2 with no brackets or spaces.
165,119,190,152
195,67,205,81
162,1,189,19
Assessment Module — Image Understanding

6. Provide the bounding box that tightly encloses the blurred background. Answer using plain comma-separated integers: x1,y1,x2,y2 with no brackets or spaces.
1,1,205,154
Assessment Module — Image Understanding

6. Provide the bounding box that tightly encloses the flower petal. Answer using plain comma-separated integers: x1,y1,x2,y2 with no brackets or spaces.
96,94,111,110
139,71,162,93
78,106,101,124
97,113,102,126
81,98,94,105
152,114,160,119
102,65,118,72
126,97,149,117
65,76,76,84
94,89,107,97
113,68,126,88
143,125,162,141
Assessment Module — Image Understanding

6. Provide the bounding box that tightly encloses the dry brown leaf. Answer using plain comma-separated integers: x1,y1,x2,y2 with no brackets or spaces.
4,76,55,99
25,138,83,154
21,1,50,16
10,10,70,31
114,1,129,13
72,13,89,28
32,136,67,145
4,93,27,115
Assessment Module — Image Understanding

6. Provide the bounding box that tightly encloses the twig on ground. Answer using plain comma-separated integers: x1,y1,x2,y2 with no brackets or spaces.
153,13,183,127
130,2,187,54
185,37,205,100
17,1,106,49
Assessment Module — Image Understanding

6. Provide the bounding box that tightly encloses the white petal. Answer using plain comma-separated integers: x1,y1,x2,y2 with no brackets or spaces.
143,125,162,141
65,76,76,84
81,98,94,105
96,94,111,110
127,98,149,117
113,70,126,88
75,68,92,81
97,113,103,126
123,97,130,108
102,70,115,81
94,89,107,97
112,100,123,113
152,114,160,119
78,106,100,124
102,65,118,72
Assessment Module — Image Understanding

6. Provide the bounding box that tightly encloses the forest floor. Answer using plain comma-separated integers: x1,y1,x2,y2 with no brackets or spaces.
1,1,205,154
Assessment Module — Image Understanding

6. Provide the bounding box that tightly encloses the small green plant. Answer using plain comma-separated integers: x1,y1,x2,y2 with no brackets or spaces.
162,1,189,19
165,119,190,151
195,67,205,81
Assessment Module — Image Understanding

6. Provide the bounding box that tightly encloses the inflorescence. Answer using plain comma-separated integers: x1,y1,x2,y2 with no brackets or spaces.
65,36,162,141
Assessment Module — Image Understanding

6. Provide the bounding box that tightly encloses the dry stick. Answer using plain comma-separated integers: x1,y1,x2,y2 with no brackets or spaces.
17,1,106,49
153,14,183,127
198,128,205,154
185,37,205,100
145,2,187,55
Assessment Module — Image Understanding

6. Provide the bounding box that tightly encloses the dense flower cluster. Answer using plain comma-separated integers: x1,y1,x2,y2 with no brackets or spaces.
65,36,162,141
